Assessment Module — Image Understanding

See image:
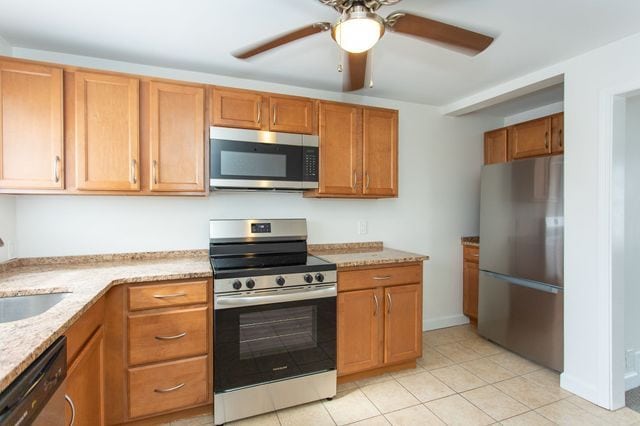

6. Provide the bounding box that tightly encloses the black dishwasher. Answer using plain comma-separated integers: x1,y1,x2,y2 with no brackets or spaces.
0,336,67,426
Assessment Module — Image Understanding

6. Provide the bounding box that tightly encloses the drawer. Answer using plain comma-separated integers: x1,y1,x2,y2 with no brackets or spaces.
463,246,480,263
128,280,208,311
128,356,208,419
339,264,422,292
128,306,208,365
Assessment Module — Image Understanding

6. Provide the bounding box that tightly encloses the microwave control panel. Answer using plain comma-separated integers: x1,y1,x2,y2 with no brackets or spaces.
303,147,319,182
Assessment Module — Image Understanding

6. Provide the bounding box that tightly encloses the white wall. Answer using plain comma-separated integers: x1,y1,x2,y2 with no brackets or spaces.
0,196,16,262
503,101,564,126
0,35,11,55
624,95,640,389
10,48,501,331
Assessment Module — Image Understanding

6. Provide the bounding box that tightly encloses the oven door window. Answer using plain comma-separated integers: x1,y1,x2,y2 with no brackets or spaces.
211,139,303,182
214,296,336,393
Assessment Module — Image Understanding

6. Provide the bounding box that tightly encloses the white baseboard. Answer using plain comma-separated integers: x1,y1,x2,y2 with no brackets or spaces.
560,372,601,406
625,351,640,391
423,314,470,331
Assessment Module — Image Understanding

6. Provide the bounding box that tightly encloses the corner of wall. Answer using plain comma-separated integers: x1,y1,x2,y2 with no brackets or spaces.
0,35,12,56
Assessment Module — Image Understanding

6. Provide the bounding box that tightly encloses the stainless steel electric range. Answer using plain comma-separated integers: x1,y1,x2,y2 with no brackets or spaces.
210,219,337,425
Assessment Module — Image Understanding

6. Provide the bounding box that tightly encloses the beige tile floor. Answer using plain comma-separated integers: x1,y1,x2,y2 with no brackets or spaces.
166,325,640,426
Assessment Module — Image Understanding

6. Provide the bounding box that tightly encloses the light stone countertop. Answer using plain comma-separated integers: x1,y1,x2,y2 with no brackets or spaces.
0,251,212,394
309,242,428,268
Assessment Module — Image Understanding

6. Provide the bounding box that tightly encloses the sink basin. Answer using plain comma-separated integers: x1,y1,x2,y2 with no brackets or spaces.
0,292,70,323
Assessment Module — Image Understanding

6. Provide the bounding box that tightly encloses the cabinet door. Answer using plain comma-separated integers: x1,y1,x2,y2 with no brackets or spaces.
337,288,381,375
484,128,508,165
149,81,205,192
511,117,551,159
551,112,564,154
363,108,398,197
463,261,479,322
318,102,362,196
269,95,315,134
74,72,139,191
384,284,421,364
0,60,63,189
211,87,266,130
65,326,105,426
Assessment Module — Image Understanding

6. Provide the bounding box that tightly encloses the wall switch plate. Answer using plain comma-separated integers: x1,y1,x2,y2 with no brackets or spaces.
357,221,368,235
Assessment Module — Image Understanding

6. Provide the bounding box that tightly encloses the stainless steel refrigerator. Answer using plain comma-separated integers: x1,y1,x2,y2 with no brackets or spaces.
478,155,564,372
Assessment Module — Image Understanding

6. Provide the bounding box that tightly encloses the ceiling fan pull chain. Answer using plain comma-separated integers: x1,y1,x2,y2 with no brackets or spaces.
369,48,374,88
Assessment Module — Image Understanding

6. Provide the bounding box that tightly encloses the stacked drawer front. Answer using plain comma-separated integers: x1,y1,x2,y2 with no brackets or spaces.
126,279,210,419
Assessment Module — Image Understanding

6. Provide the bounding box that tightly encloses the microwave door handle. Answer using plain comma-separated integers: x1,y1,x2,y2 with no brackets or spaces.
215,284,336,309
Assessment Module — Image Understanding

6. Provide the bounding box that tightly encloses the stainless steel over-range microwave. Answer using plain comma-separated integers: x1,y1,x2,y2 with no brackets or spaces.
209,127,319,190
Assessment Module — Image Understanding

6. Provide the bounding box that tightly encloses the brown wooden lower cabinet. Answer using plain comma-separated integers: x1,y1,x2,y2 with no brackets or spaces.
64,299,106,426
105,278,213,424
337,263,423,380
462,245,479,324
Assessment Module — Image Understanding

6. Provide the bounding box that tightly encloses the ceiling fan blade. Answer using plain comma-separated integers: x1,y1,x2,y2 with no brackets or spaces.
386,12,494,55
343,51,368,92
233,22,332,59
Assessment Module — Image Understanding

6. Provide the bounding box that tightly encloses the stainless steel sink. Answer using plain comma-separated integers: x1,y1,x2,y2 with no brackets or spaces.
0,292,70,323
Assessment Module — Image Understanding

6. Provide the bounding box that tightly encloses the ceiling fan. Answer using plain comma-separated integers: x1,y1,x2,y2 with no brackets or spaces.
232,0,495,92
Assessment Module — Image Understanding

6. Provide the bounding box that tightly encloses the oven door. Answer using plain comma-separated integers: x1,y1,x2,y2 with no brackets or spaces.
214,285,336,393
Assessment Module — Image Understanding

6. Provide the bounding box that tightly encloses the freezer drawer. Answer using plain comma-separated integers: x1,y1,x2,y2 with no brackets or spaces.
478,271,563,372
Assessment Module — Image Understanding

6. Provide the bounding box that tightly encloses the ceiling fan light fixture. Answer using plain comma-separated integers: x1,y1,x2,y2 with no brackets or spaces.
332,7,385,53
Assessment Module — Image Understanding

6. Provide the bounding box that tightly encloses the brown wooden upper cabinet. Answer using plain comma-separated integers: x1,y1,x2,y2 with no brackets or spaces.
72,71,140,191
311,102,398,198
363,108,398,197
484,112,564,165
551,112,564,154
211,87,315,134
147,81,205,192
317,102,362,196
511,116,552,159
484,128,508,165
0,60,64,190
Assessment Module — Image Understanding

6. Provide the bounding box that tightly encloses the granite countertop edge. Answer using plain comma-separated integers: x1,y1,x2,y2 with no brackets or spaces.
309,242,428,268
0,250,212,394
461,236,480,247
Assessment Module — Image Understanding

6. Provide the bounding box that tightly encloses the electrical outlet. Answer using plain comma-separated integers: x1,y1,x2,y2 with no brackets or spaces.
357,221,368,235
7,241,15,259
627,349,635,370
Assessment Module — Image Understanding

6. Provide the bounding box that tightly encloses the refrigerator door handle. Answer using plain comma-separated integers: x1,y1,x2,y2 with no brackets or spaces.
481,270,561,294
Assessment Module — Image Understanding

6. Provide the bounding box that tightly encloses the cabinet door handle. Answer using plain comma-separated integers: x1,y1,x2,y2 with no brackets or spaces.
154,383,185,393
272,105,277,125
65,394,76,426
373,275,391,280
387,293,392,314
257,102,262,124
153,292,187,299
131,159,137,184
559,129,563,148
373,294,379,316
153,160,158,185
155,332,187,340
545,132,549,150
352,170,357,190
53,156,61,183
365,172,370,189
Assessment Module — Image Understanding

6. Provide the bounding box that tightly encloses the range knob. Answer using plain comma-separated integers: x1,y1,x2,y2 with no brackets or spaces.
315,273,325,283
245,278,256,289
232,279,242,290
276,276,286,286
304,274,313,284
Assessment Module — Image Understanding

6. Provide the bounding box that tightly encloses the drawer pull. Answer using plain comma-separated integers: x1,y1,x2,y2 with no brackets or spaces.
154,383,185,393
387,293,392,314
153,293,187,299
155,332,187,341
373,275,392,280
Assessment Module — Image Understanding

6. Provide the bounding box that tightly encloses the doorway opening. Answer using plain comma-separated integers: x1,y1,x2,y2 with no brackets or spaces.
612,90,640,412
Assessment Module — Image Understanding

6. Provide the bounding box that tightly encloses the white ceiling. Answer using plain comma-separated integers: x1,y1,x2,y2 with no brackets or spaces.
0,0,639,106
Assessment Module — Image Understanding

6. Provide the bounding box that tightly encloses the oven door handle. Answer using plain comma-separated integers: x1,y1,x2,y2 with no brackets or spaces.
215,284,337,309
